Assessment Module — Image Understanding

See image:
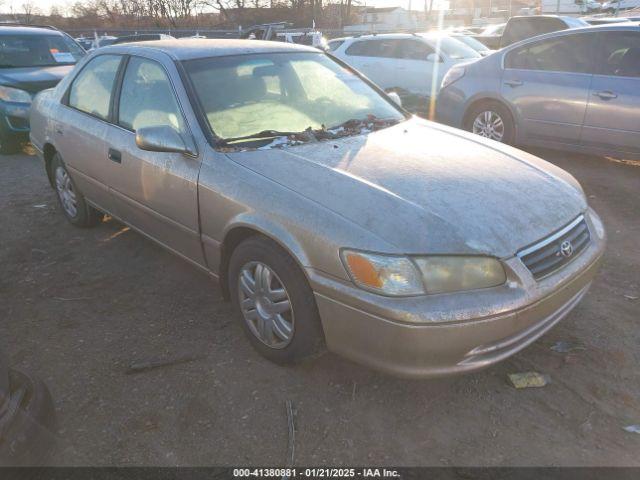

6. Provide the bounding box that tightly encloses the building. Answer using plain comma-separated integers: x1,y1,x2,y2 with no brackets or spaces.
345,6,419,33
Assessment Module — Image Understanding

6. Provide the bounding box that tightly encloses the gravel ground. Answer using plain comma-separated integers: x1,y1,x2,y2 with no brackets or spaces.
1,147,639,466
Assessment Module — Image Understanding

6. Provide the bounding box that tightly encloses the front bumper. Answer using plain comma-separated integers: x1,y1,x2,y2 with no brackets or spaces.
307,211,606,378
0,100,31,139
433,87,467,128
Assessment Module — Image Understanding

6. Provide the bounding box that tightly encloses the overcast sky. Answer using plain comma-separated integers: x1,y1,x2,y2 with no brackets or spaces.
4,0,435,16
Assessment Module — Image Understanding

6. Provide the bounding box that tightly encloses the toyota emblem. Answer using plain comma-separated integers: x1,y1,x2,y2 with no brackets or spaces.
560,240,574,258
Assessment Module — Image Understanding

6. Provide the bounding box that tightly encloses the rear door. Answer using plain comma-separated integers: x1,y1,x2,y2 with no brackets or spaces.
502,32,595,145
581,30,640,156
342,39,398,89
106,55,205,265
57,54,124,211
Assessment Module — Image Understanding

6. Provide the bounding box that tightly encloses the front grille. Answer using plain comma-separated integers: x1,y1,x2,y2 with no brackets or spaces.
517,216,590,280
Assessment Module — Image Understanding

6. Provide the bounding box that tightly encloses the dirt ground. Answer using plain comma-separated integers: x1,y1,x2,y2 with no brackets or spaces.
1,146,639,467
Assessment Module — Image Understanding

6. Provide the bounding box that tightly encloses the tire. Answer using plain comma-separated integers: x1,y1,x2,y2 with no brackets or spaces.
0,132,21,155
0,369,56,466
228,236,325,365
464,101,515,145
51,153,102,227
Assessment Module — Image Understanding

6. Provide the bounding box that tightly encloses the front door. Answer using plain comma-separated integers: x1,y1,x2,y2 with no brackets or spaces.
501,32,594,145
106,55,205,265
581,31,640,156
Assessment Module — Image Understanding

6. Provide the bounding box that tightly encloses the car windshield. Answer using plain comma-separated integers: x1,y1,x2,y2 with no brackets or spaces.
422,35,482,59
184,52,405,148
0,34,85,67
483,23,506,35
454,35,490,52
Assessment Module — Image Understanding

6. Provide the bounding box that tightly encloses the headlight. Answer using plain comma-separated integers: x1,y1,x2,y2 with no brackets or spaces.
441,65,465,90
0,85,32,103
414,256,506,295
341,250,506,296
341,250,424,296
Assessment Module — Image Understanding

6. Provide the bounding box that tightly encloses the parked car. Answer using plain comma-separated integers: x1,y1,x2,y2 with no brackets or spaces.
541,0,602,14
582,16,632,24
436,23,640,159
0,24,85,153
111,33,175,45
603,0,640,12
473,16,589,49
30,39,605,378
470,23,506,49
330,33,481,111
450,33,494,56
93,35,118,49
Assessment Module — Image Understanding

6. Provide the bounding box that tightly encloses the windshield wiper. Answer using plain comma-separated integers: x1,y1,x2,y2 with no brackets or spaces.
324,115,401,134
217,129,306,146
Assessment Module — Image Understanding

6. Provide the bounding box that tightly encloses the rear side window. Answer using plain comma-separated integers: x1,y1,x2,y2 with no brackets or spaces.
345,39,398,58
597,31,640,78
118,57,186,133
505,34,593,73
68,54,122,120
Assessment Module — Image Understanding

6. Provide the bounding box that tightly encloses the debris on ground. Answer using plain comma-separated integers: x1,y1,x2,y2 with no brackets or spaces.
33,204,47,208
508,372,551,389
125,354,204,374
550,341,586,353
285,400,295,468
623,425,640,434
623,295,638,300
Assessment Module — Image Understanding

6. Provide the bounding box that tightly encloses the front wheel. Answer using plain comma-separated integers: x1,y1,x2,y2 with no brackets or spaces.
465,101,515,145
228,236,325,364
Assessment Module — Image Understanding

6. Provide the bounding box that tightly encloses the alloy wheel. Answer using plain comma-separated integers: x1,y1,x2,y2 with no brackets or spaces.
237,261,294,349
472,110,505,142
55,166,78,218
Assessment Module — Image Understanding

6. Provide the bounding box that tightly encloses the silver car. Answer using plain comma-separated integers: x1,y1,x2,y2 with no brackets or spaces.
30,40,606,378
436,23,640,159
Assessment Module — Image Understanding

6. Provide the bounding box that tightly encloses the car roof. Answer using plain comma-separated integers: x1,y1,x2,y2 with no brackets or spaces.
102,38,318,60
500,21,640,50
0,25,63,36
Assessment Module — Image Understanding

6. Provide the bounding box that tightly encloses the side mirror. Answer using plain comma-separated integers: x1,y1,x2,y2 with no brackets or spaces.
427,53,440,63
135,126,190,154
387,91,402,107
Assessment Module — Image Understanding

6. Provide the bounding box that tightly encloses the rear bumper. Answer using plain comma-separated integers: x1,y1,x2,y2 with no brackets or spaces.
308,211,605,378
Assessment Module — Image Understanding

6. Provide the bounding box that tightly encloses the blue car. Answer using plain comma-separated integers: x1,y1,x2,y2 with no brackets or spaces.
436,23,640,159
0,25,85,154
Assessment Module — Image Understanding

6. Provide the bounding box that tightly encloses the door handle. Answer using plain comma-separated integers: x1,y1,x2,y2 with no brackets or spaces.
594,90,617,100
108,148,121,164
55,127,64,136
504,79,523,87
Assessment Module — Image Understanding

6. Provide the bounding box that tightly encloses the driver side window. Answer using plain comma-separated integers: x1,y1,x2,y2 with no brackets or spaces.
117,57,186,133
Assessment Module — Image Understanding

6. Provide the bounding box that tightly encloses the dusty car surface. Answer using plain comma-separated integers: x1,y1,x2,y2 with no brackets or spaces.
30,39,606,378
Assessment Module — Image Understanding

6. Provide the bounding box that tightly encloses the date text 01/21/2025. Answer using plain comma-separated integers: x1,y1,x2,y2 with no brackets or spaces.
233,468,401,478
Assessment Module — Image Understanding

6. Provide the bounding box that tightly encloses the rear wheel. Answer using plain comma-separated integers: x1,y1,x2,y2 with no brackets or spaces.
465,101,515,144
51,153,102,227
228,236,325,364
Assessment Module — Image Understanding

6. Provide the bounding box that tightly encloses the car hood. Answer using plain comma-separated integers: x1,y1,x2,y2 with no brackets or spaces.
0,65,74,93
226,118,587,258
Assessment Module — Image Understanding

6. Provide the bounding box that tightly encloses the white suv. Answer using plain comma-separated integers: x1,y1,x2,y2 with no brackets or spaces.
330,33,481,106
